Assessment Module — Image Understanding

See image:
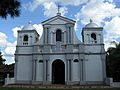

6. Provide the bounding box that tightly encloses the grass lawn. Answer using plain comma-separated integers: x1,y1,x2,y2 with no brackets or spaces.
0,87,120,90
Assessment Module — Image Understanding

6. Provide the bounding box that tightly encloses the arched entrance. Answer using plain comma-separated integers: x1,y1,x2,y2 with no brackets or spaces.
52,60,65,84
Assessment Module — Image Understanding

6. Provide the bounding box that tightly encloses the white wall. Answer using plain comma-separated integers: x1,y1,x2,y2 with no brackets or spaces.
17,47,33,54
36,62,43,81
85,45,102,53
72,62,80,81
16,56,32,81
85,55,103,81
5,78,15,85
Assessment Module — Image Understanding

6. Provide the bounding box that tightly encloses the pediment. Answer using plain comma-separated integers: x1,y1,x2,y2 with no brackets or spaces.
42,15,75,25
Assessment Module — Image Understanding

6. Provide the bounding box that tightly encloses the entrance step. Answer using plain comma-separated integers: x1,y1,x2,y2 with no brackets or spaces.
3,84,111,89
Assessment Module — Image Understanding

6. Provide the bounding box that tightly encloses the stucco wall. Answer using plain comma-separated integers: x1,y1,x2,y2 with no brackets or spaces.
85,55,103,81
36,62,43,81
16,56,32,81
72,62,80,81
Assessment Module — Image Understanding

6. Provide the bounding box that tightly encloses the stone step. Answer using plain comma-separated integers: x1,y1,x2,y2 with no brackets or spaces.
3,84,111,89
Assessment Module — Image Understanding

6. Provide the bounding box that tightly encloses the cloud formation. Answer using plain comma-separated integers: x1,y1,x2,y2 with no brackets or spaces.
25,0,89,17
0,32,7,46
75,0,120,25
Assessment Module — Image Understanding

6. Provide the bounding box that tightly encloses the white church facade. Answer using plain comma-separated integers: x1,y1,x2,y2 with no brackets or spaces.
14,13,106,85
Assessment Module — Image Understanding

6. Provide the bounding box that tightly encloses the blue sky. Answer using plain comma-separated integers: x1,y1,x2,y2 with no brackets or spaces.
0,0,120,64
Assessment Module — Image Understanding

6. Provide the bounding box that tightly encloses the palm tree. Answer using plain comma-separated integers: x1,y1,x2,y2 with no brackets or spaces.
0,0,21,19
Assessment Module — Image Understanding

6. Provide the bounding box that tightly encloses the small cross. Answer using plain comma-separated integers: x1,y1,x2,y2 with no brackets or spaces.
57,4,61,15
90,19,93,23
58,4,60,13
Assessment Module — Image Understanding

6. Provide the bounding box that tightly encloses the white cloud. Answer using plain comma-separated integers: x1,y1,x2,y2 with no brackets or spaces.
0,32,7,47
43,2,68,17
25,0,89,17
43,2,58,17
4,41,16,55
33,23,43,37
104,16,120,50
12,26,22,38
0,31,16,64
60,0,88,6
75,0,120,25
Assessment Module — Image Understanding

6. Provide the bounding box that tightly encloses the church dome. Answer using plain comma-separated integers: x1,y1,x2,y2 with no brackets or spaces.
22,21,36,30
85,19,98,28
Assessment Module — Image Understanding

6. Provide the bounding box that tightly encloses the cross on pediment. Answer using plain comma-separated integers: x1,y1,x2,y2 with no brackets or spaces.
57,4,61,15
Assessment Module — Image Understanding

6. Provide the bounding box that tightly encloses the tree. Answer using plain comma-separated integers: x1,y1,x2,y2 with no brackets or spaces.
0,51,6,65
106,43,120,82
0,0,21,19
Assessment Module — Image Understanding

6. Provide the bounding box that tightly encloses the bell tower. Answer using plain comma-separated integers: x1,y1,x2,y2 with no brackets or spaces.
81,19,106,82
17,21,39,46
82,19,103,45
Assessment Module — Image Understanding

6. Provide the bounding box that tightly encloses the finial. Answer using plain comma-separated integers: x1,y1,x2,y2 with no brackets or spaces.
57,4,61,15
28,21,32,24
90,19,93,23
0,49,1,55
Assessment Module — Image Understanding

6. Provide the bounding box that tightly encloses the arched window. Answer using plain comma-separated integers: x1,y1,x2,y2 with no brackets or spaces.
23,35,28,41
39,60,43,63
23,35,28,45
56,29,62,41
91,33,97,43
74,59,79,62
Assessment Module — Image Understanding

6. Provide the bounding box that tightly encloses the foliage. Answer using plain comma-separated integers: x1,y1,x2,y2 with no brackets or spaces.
106,43,120,82
0,0,21,19
0,51,6,65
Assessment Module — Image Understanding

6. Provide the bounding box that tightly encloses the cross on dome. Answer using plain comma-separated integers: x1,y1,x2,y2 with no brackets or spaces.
90,19,93,23
28,21,32,24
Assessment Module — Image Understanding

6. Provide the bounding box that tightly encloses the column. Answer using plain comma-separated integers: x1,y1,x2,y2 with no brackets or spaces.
67,27,69,44
66,27,68,43
87,34,90,44
67,59,72,84
69,60,71,81
43,29,45,43
46,28,49,44
45,28,47,44
32,59,37,82
79,60,82,81
69,27,71,43
19,36,22,45
53,32,55,43
51,32,53,44
101,45,106,80
64,31,66,44
70,59,73,82
14,57,18,81
102,57,106,79
71,27,73,44
46,60,48,81
81,59,83,81
62,32,64,43
82,59,85,81
66,59,69,83
30,36,32,45
43,59,46,84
